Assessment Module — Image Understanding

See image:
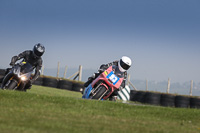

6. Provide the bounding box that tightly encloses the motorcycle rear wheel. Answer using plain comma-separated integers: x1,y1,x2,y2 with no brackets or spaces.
92,86,107,100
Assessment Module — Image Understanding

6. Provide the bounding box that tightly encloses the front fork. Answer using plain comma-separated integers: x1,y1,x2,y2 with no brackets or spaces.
3,76,22,90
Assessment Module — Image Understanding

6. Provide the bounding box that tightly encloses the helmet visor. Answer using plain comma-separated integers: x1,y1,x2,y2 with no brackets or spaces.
120,59,130,70
34,49,43,57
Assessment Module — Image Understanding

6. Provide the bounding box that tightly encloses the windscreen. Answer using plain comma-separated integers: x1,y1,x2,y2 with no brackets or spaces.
20,63,34,74
112,65,124,78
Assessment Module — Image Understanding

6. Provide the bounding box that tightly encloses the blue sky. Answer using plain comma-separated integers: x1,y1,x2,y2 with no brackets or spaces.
0,0,200,83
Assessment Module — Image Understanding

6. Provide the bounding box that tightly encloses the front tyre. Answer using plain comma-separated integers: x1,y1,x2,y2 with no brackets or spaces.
92,86,107,100
6,80,18,90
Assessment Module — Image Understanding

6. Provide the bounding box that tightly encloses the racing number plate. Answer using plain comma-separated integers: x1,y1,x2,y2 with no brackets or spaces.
106,71,119,85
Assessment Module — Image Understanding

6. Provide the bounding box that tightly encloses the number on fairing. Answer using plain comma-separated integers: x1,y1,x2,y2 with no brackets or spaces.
106,71,120,85
109,74,118,83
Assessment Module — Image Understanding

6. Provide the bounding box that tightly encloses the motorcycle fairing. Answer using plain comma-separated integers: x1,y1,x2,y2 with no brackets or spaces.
106,71,119,85
82,84,92,98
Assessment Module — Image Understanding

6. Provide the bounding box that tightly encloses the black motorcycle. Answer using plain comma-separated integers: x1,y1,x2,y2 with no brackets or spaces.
1,62,34,91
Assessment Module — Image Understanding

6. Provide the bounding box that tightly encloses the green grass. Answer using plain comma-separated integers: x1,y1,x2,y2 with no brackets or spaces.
0,85,200,133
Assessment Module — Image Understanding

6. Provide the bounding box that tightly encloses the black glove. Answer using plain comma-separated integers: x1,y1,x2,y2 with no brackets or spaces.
9,62,14,66
98,68,104,73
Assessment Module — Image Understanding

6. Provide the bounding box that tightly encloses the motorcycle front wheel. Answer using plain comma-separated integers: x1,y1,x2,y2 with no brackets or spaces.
6,80,18,90
92,86,107,100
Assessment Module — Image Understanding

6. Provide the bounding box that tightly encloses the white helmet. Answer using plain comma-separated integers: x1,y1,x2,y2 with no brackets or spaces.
118,56,132,72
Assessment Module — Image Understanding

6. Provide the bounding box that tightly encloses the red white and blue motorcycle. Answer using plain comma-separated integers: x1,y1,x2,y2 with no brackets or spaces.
82,65,124,100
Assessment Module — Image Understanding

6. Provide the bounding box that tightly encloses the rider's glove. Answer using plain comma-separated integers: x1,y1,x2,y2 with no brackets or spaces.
9,62,14,66
98,69,104,73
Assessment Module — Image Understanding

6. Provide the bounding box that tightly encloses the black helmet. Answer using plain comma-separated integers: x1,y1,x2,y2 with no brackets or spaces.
33,43,45,58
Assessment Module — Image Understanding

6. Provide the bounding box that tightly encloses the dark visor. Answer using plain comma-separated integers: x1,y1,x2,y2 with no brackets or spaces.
120,59,130,70
33,49,43,57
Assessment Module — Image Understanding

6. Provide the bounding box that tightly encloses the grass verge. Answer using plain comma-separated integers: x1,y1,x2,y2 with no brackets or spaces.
0,85,200,133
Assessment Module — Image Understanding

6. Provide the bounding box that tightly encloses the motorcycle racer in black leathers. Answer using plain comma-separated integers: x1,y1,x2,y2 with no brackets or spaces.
2,43,45,90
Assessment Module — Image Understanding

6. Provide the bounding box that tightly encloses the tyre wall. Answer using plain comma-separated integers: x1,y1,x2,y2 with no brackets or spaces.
57,79,73,90
144,92,161,105
72,81,84,92
0,69,6,86
160,94,175,107
32,76,84,92
130,90,200,109
0,69,6,75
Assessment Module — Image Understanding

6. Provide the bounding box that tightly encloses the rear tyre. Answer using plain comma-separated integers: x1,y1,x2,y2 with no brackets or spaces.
92,86,107,100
